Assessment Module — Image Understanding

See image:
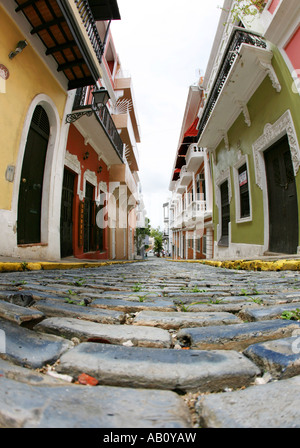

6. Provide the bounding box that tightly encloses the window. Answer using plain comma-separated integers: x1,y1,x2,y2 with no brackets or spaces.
196,172,206,201
202,235,207,255
238,164,250,218
234,157,252,223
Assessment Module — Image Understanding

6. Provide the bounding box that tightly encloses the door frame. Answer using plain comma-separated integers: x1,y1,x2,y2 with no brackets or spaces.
264,135,299,253
12,94,60,248
252,110,300,254
60,167,76,258
215,168,232,247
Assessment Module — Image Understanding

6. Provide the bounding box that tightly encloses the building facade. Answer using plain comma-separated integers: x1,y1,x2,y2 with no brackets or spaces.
168,82,214,260
167,0,300,261
197,0,300,259
0,0,144,261
62,24,142,261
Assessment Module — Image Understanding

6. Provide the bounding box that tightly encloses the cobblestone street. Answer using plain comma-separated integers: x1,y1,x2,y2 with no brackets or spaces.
0,258,300,428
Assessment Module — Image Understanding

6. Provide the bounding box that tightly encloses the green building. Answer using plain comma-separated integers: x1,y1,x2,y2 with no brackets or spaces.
197,0,300,259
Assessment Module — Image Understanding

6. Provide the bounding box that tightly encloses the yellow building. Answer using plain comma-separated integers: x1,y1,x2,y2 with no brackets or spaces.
0,0,121,260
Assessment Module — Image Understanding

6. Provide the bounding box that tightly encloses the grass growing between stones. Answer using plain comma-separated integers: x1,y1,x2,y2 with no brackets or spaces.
281,308,300,321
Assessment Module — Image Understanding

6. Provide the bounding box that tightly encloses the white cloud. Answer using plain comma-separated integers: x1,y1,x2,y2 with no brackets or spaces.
111,0,222,228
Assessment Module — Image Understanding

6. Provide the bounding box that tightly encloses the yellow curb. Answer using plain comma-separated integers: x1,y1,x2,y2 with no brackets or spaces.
26,263,43,271
0,263,24,272
167,258,300,271
0,259,144,273
39,260,143,270
39,262,87,270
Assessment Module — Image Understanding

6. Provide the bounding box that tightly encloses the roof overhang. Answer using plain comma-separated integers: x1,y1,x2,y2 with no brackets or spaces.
89,0,121,20
13,0,107,90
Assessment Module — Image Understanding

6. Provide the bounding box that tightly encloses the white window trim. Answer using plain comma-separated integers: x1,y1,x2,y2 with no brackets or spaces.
233,155,253,224
252,109,300,253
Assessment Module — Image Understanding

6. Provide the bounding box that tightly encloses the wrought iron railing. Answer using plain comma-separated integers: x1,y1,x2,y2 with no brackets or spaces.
73,86,124,160
74,0,105,64
197,29,267,140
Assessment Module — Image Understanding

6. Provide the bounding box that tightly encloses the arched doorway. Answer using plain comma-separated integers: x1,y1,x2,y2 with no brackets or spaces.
17,105,50,245
264,135,299,254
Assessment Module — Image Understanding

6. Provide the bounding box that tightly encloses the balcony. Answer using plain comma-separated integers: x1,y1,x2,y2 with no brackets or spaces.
114,77,141,144
184,199,206,229
109,160,138,199
112,112,139,172
197,29,279,150
171,196,206,231
176,166,192,193
71,85,124,163
186,145,205,172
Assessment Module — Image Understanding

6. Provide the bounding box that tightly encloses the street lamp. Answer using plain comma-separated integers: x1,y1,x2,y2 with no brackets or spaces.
66,87,110,123
92,87,110,108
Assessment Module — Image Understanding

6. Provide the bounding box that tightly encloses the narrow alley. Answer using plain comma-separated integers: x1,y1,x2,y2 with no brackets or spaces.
0,258,299,428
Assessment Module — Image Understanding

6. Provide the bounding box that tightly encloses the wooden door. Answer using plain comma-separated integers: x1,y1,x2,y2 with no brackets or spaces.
219,180,230,246
84,182,94,253
17,106,49,245
264,136,299,254
60,168,75,258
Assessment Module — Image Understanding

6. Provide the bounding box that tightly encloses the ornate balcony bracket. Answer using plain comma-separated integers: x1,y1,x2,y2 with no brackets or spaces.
66,109,94,123
220,132,230,151
238,101,251,127
258,61,282,93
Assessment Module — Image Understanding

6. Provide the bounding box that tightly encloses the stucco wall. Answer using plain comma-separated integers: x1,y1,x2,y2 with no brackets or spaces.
0,5,67,211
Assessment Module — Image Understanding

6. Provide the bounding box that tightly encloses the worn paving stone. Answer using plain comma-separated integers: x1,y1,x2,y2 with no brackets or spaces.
0,318,73,369
0,291,35,307
181,302,260,313
132,310,242,329
169,292,231,300
177,320,300,351
57,342,260,393
243,336,300,379
82,291,163,300
198,374,300,428
0,359,68,386
35,317,172,348
239,303,300,322
90,297,177,312
0,300,44,326
0,376,191,428
32,299,125,324
172,295,262,306
1,259,300,428
9,289,71,302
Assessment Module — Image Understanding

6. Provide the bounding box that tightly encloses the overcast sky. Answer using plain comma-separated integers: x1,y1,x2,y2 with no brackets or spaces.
111,0,223,229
